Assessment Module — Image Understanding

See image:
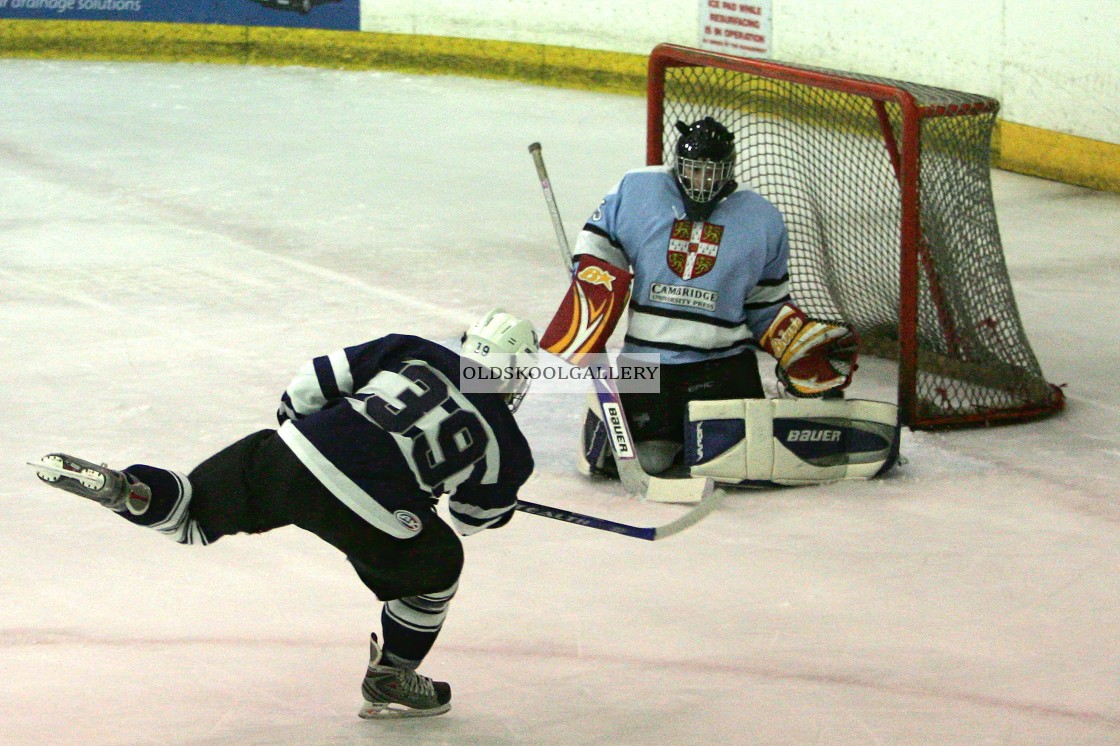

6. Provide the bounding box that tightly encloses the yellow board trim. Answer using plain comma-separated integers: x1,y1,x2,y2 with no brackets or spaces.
993,120,1120,193
1,19,1116,192
0,20,648,93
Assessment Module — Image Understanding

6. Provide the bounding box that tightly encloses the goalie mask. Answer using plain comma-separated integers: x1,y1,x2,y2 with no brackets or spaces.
460,308,539,413
673,116,737,220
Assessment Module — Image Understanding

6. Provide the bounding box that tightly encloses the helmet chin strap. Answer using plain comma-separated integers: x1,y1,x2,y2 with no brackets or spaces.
673,177,737,221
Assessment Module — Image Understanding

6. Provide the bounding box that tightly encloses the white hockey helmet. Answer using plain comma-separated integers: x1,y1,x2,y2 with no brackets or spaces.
461,308,539,412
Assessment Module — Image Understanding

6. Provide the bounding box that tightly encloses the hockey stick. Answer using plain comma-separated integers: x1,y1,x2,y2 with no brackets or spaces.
587,376,650,496
528,141,649,496
528,142,710,504
516,485,725,541
528,142,576,277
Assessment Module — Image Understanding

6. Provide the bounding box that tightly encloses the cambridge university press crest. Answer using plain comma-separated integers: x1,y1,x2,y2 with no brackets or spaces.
667,219,723,280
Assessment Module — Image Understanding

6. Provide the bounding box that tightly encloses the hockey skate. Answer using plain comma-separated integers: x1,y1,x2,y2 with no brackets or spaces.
358,634,451,719
28,453,151,514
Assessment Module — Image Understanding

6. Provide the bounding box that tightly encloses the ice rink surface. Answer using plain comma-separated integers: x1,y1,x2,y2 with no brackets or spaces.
1,59,1118,745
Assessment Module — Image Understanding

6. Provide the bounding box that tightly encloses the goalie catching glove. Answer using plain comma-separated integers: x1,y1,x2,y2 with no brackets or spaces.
759,303,858,397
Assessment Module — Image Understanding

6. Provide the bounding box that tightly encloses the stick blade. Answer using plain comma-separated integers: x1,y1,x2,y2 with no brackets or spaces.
652,483,726,541
645,476,711,504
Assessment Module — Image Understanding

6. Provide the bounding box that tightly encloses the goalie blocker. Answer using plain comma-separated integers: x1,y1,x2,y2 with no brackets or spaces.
685,398,900,486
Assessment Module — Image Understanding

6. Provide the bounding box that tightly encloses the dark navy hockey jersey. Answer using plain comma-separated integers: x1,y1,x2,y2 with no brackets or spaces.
276,334,533,538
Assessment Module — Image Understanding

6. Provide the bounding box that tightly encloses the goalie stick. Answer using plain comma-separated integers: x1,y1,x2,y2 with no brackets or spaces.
516,485,725,541
528,142,709,504
528,142,575,276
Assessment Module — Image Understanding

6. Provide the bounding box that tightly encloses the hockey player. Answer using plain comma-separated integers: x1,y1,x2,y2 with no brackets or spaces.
541,116,859,478
29,308,539,720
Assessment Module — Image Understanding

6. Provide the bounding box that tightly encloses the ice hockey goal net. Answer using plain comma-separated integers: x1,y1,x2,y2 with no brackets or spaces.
647,43,1063,429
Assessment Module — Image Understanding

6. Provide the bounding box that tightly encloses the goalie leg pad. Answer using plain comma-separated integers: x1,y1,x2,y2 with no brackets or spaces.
685,398,900,485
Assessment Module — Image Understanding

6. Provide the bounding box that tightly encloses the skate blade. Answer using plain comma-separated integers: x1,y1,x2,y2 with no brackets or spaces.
358,700,451,719
27,458,105,490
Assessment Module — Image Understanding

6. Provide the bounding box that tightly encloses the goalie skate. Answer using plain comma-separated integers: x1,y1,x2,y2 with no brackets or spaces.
358,634,451,719
28,453,151,514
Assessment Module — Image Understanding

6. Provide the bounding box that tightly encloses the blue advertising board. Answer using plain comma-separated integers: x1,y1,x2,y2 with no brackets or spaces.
0,0,358,30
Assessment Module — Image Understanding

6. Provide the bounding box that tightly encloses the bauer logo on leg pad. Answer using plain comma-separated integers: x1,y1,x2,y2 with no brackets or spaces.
785,428,842,442
773,418,895,467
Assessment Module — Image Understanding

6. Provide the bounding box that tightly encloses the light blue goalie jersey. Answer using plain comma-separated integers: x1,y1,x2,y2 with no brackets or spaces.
573,166,791,365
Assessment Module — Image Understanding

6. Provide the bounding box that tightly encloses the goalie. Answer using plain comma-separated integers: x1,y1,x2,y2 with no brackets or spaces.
541,116,891,485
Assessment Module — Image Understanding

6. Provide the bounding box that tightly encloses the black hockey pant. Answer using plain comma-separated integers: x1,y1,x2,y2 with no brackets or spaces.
119,429,464,669
620,348,765,442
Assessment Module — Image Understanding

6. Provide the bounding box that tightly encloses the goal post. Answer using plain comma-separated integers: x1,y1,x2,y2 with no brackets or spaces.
647,43,1064,430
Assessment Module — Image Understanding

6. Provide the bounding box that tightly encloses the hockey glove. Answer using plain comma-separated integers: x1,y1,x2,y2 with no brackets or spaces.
540,254,632,365
759,303,858,397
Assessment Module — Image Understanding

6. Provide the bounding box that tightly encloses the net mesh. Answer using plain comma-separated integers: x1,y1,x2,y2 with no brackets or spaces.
653,53,1062,428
